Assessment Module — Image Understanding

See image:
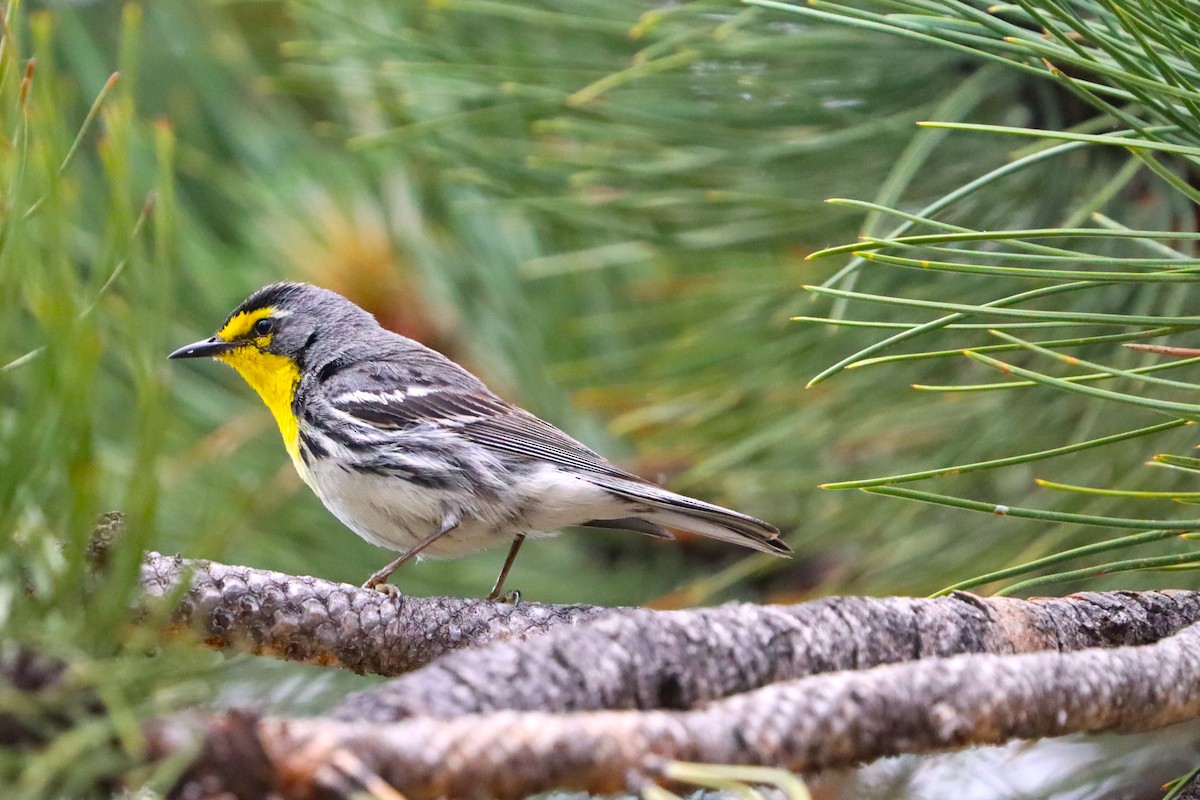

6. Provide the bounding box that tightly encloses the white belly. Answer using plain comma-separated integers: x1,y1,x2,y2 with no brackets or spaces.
303,459,623,559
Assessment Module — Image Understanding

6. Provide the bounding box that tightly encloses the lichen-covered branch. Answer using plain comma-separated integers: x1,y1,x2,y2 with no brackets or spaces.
160,620,1200,800
139,551,608,675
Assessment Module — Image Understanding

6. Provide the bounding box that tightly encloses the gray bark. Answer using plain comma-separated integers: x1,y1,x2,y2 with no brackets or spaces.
336,588,1200,720
158,620,1200,800
139,551,607,675
135,551,1200,799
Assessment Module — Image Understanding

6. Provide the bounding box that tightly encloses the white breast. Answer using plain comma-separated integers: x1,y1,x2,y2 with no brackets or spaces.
299,445,625,559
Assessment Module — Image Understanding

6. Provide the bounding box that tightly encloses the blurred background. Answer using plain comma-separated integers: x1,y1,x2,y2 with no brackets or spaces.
5,0,1200,796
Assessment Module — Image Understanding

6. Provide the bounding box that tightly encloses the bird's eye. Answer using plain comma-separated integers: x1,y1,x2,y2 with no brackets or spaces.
253,318,274,336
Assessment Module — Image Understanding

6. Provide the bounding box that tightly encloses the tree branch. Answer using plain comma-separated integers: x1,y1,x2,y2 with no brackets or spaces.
335,588,1200,720
139,551,607,676
142,551,1200,718
158,619,1200,800
139,548,1200,798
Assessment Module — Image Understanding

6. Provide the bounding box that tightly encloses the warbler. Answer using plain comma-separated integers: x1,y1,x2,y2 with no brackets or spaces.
169,282,790,598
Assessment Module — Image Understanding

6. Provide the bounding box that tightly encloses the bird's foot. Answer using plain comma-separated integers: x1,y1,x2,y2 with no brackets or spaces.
362,576,402,599
486,589,521,605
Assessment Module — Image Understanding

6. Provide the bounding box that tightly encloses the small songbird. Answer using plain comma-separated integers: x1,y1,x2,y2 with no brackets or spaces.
169,282,790,599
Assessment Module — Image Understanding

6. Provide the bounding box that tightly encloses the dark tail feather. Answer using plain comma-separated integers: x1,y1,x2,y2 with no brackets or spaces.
580,517,674,539
593,477,791,556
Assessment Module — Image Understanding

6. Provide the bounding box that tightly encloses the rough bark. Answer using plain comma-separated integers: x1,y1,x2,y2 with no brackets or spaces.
335,588,1200,720
143,550,1200,713
140,551,607,675
159,620,1200,800
137,549,1200,799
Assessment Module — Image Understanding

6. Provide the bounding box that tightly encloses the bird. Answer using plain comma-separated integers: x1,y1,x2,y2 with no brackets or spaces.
169,282,790,599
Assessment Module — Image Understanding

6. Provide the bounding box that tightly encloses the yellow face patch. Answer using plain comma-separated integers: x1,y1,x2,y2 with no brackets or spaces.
213,306,304,468
218,306,275,343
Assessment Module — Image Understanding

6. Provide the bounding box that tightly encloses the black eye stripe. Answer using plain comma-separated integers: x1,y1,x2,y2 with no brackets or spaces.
253,317,274,336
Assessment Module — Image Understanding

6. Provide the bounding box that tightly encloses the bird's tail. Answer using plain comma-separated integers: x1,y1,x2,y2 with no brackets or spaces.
590,477,791,556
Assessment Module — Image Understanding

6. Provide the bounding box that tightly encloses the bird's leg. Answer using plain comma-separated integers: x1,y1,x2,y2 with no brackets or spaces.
363,513,460,591
486,533,527,602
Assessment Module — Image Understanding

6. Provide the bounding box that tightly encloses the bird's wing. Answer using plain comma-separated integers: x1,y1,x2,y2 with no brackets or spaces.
321,363,789,556
327,376,642,482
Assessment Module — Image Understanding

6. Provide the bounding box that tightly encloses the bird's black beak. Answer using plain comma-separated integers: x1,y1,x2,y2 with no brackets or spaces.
168,337,236,360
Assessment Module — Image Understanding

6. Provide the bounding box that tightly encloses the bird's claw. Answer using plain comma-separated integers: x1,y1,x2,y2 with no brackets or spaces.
364,580,403,600
487,589,521,605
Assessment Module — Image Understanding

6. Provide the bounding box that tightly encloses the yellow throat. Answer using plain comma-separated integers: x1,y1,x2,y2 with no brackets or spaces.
214,307,304,469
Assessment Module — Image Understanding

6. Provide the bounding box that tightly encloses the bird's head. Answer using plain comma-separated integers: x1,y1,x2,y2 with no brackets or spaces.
168,281,381,434
169,281,375,370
